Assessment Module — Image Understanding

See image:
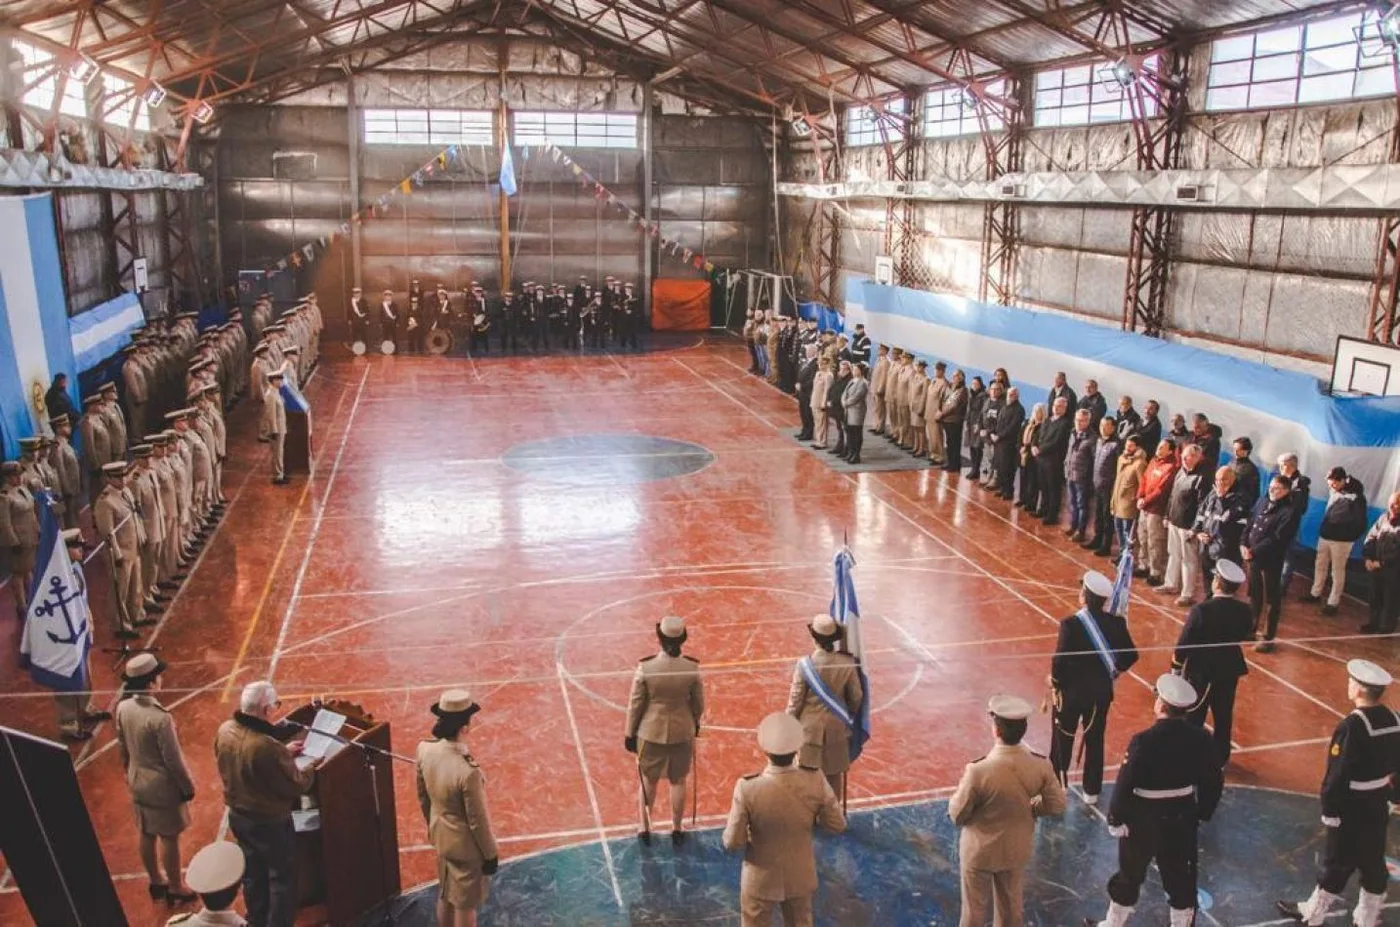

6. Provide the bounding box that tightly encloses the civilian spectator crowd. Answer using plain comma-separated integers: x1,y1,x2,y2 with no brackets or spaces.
750,316,1400,648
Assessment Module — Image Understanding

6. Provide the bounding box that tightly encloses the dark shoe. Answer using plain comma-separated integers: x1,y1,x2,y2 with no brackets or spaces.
1254,640,1276,653
809,444,825,451
1070,531,1085,543
1063,527,1077,537
965,471,979,479
165,889,197,907
1321,604,1338,616
83,710,112,723
1361,623,1382,634
115,627,140,640
158,581,179,591
1146,577,1162,588
1040,518,1058,527
1275,900,1304,922
671,830,687,846
173,572,188,582
148,883,168,902
134,617,158,628
1134,567,1150,579
636,830,651,845
257,437,269,443
1301,592,1322,603
1014,501,1025,509
848,457,861,464
273,477,291,485
827,448,843,455
143,601,163,614
61,729,93,742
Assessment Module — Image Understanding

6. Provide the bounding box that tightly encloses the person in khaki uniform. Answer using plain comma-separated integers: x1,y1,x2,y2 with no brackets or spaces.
417,690,499,927
950,695,1068,927
163,427,196,570
197,385,229,506
787,614,863,793
909,359,930,458
149,435,184,585
80,394,112,494
95,461,146,639
264,369,288,485
129,444,168,613
926,361,951,465
49,414,82,529
18,436,53,494
722,712,847,927
170,408,214,533
123,346,150,439
869,345,891,435
624,615,705,842
168,841,247,926
250,343,273,441
100,382,128,459
115,653,197,905
0,460,41,612
215,681,317,927
52,527,112,742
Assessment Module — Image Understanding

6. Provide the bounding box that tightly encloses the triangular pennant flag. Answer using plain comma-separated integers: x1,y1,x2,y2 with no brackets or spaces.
682,248,693,262
274,258,288,271
570,163,583,176
703,261,715,273
692,255,705,269
302,242,315,260
437,152,449,169
289,251,302,268
399,178,413,194
550,147,562,163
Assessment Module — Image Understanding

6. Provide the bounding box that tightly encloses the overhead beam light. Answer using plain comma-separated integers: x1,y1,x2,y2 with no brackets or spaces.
143,81,167,108
191,100,214,124
1109,58,1138,89
67,53,98,85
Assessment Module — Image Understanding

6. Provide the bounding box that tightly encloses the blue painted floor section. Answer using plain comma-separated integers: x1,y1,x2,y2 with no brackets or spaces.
359,787,1400,926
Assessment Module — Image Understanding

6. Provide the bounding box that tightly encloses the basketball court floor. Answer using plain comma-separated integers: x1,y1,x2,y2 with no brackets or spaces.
1,334,1397,925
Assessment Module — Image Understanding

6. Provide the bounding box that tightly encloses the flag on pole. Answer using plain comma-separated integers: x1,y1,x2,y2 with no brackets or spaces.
830,546,871,760
1108,543,1133,618
500,139,518,197
19,491,91,691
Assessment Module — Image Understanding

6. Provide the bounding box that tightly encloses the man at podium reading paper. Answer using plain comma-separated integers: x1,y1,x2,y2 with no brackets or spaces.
215,681,322,927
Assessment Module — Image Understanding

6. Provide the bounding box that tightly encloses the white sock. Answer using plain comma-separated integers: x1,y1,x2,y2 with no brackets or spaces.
1353,889,1384,927
1299,886,1341,926
1169,908,1194,927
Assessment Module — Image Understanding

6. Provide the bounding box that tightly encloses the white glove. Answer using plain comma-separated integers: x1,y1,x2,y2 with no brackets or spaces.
1321,815,1341,828
1108,823,1129,839
1390,803,1399,816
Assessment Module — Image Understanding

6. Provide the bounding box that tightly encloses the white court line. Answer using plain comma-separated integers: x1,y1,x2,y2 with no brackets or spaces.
554,661,624,907
266,365,370,682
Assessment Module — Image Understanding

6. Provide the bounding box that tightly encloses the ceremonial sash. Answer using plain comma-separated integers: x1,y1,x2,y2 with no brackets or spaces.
1075,608,1119,681
800,656,854,729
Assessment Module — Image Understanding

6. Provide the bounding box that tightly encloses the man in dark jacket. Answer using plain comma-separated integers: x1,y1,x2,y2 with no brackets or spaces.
1047,371,1076,414
1061,407,1095,538
964,377,987,481
1194,467,1251,601
1163,444,1212,606
938,371,968,474
1085,417,1121,555
1307,466,1368,615
1034,397,1074,526
1242,475,1302,652
794,345,818,442
1172,559,1254,765
978,383,1005,486
849,324,871,364
1229,436,1261,506
1077,379,1108,430
1113,396,1141,443
1275,451,1312,590
1189,413,1222,468
1050,571,1139,806
826,360,852,459
45,373,75,422
992,387,1025,500
1136,400,1163,456
1361,491,1400,635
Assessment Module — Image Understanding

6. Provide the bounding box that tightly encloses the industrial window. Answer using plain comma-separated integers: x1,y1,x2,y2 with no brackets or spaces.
101,75,150,133
14,41,88,119
362,108,494,146
845,97,906,146
924,80,1006,138
1033,57,1159,127
512,112,637,149
1205,11,1397,111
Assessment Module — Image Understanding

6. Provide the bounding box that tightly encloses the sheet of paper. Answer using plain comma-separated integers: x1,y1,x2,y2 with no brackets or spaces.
301,708,347,761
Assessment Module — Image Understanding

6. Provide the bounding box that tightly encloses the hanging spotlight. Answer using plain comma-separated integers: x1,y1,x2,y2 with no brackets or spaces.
142,81,166,108
1109,57,1138,89
791,115,811,137
67,53,98,85
957,86,980,113
190,99,214,124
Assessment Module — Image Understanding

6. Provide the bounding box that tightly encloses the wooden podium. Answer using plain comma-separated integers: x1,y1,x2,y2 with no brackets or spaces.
285,404,313,474
285,700,400,926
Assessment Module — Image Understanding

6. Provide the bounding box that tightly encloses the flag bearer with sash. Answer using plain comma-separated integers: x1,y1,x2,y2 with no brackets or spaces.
1085,674,1223,927
1047,571,1139,805
624,615,705,844
1277,659,1400,927
787,613,863,795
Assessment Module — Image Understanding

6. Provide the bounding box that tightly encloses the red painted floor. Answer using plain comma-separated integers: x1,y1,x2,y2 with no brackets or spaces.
0,335,1393,925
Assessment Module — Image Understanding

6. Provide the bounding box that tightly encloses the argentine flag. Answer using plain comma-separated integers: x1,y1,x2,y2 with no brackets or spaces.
19,491,91,692
0,193,81,457
830,547,871,761
1108,544,1134,618
499,140,518,197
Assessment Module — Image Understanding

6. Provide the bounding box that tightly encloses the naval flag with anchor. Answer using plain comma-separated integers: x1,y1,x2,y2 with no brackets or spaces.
19,490,91,690
1108,532,1134,618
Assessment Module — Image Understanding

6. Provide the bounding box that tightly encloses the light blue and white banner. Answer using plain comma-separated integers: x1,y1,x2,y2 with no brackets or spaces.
849,278,1400,550
70,291,145,372
0,193,77,457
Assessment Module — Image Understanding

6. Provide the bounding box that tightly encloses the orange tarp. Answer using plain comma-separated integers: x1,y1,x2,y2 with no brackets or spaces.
651,279,711,331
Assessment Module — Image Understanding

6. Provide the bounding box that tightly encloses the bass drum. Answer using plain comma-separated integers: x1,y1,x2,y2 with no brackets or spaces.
426,328,453,355
380,339,397,355
351,340,367,356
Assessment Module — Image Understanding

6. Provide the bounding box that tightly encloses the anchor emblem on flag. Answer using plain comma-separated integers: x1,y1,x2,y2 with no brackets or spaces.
34,573,87,645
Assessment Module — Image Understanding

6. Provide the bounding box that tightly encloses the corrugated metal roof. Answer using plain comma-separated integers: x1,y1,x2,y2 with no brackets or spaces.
0,0,1370,116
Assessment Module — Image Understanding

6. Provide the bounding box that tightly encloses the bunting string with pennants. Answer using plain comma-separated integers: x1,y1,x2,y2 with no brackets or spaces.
19,491,92,691
264,140,733,282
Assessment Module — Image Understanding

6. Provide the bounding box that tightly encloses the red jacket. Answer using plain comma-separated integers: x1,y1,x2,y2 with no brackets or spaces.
1137,454,1179,516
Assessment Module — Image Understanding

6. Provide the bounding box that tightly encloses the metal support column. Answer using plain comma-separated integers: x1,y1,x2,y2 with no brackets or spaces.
1366,56,1400,345
642,81,654,318
880,91,918,288
978,75,1025,306
346,69,363,286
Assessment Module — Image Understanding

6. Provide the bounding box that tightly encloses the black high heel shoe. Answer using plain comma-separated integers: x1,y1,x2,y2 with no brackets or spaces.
148,883,168,902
